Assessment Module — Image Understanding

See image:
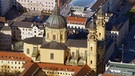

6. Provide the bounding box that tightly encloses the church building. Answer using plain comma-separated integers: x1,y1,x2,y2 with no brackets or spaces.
23,0,106,75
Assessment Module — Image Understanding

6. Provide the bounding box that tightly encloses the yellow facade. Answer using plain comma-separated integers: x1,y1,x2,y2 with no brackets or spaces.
87,39,98,72
40,48,66,64
0,60,25,73
45,27,67,43
96,15,106,41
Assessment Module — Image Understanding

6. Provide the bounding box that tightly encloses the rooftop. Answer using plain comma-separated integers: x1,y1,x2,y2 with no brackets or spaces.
10,21,44,29
67,16,87,24
0,51,31,62
0,17,6,23
70,0,97,7
105,61,135,75
106,15,128,31
65,39,87,48
22,62,91,76
23,37,43,45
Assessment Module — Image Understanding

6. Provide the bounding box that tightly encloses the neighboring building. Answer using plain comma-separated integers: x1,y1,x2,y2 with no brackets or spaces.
21,62,92,76
11,0,62,12
108,0,121,12
106,15,129,46
23,3,107,75
98,74,122,76
0,23,12,50
21,62,45,76
105,38,114,64
0,0,11,16
10,22,44,40
0,51,31,73
67,16,87,31
105,61,135,76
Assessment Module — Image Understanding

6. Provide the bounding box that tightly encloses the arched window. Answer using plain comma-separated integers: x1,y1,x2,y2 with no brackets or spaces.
91,47,93,51
90,60,92,64
99,33,101,37
53,35,56,40
60,35,62,39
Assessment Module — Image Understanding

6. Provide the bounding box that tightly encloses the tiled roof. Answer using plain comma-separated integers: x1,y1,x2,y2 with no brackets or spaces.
67,16,87,24
38,63,82,72
102,74,121,76
21,62,40,76
22,62,92,76
10,21,44,29
0,17,5,23
65,39,87,48
91,0,107,11
41,41,67,50
0,51,31,62
74,64,91,76
106,15,128,31
1,26,11,31
23,37,43,45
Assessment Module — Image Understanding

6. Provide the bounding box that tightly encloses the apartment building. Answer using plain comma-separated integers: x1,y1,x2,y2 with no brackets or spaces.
106,15,129,46
0,51,31,73
11,0,58,12
10,21,44,40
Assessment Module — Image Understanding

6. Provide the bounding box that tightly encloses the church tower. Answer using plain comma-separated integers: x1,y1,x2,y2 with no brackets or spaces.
45,0,67,43
96,8,106,41
87,18,98,72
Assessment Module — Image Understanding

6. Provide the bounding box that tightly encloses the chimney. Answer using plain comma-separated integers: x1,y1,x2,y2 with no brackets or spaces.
57,0,61,8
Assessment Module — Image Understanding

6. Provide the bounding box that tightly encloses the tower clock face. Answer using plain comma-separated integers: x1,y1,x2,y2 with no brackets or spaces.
90,43,94,47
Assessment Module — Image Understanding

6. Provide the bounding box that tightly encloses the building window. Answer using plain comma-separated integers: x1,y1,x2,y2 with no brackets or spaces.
27,48,29,54
60,35,62,39
47,33,49,38
50,53,54,59
53,35,56,40
90,60,92,64
91,47,93,51
99,33,101,37
72,52,74,57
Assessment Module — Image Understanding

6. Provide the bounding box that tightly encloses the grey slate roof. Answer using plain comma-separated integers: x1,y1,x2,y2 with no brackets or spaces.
106,15,128,31
1,26,11,31
23,37,43,45
91,0,107,11
10,21,44,30
65,39,87,48
41,41,67,50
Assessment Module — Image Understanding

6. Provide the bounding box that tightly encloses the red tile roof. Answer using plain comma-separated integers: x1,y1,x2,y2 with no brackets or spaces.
0,17,5,23
102,74,121,76
21,62,39,76
74,64,91,76
22,62,92,76
0,51,32,62
38,63,82,72
67,16,87,23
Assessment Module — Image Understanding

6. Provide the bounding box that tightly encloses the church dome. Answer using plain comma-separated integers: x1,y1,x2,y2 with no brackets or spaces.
46,3,66,29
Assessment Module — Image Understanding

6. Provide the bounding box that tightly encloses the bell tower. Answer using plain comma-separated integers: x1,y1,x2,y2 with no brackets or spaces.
96,8,106,41
87,18,98,72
